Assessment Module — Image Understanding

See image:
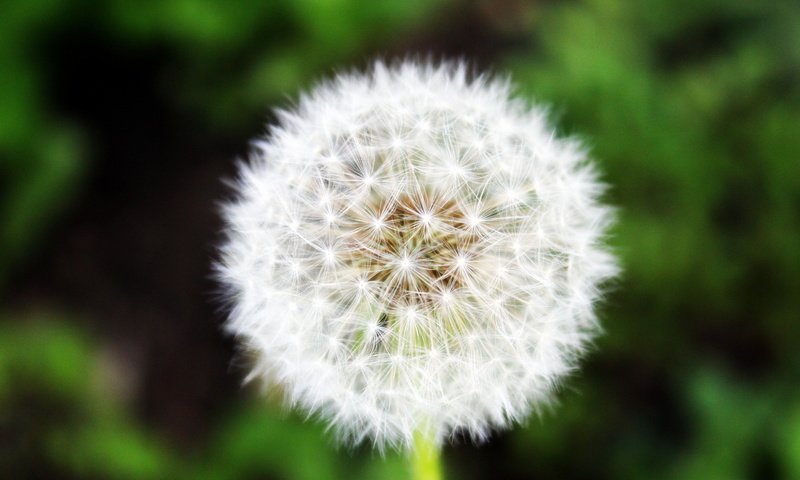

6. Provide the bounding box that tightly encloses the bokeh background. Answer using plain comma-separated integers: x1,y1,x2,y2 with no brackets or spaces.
2,0,800,478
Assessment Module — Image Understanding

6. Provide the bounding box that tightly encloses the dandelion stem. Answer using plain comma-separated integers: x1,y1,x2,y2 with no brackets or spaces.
411,430,442,480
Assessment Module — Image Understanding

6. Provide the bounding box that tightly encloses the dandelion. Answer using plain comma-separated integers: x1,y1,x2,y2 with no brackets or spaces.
218,60,618,477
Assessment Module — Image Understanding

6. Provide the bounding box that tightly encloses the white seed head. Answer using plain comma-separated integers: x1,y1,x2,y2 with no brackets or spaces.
219,60,618,449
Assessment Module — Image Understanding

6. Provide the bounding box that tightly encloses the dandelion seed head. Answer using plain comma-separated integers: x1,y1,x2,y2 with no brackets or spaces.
219,60,618,449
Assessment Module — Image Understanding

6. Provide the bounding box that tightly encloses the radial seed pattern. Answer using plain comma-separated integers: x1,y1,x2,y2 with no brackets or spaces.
219,61,618,448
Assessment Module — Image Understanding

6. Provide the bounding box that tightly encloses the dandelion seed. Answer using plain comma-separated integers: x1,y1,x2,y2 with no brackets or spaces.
218,60,618,451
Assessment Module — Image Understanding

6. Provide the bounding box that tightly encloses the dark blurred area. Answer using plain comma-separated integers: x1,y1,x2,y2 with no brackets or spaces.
2,0,800,478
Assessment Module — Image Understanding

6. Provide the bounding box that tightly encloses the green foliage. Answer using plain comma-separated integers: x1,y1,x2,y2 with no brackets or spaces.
0,0,85,285
102,0,447,130
0,318,170,478
198,405,342,480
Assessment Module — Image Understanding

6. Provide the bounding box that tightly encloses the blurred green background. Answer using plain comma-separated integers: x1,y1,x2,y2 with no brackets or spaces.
2,0,800,478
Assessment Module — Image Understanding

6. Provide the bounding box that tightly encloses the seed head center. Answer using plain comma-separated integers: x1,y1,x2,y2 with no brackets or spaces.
345,191,479,308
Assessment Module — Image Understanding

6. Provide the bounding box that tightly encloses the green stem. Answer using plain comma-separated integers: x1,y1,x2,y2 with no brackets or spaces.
411,430,443,480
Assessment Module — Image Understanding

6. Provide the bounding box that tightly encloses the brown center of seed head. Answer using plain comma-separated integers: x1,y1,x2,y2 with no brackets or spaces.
342,190,480,310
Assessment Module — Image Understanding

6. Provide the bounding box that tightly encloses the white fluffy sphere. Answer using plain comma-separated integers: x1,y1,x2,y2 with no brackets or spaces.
219,61,618,449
